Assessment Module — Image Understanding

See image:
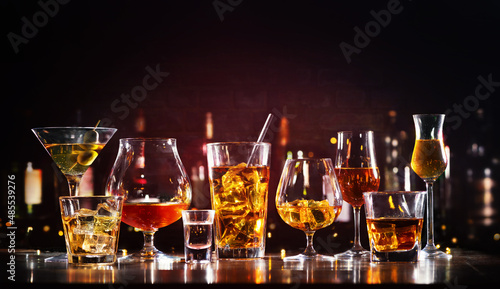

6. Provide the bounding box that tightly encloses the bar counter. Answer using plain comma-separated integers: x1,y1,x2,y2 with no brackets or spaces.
3,249,500,288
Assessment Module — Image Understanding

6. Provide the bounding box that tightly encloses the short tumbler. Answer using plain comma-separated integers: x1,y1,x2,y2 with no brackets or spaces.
60,196,123,265
363,191,426,262
182,210,215,263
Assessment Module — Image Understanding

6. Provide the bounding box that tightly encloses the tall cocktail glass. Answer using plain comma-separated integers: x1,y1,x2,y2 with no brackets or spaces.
206,142,271,259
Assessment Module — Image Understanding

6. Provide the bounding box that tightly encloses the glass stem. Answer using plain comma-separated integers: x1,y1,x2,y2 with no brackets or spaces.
425,181,436,248
352,207,363,251
303,231,317,256
66,175,81,196
141,231,158,257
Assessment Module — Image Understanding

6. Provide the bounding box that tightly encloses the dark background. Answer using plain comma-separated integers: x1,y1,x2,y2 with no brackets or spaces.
1,0,500,255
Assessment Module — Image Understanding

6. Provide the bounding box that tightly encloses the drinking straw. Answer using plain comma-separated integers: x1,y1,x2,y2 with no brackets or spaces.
247,113,275,166
257,113,275,143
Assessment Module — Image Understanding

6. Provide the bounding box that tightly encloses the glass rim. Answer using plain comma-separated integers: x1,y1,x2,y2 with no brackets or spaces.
59,195,123,200
32,127,117,131
206,141,271,147
285,157,333,162
182,209,215,213
337,130,374,134
363,191,426,196
412,114,445,117
119,137,176,142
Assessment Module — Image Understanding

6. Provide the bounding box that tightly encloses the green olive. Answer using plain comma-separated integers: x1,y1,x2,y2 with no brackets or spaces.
77,150,98,166
79,143,100,150
83,130,99,143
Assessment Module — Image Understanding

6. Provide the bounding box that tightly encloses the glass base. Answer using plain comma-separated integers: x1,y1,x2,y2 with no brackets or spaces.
118,250,182,263
335,248,370,260
371,243,419,262
44,253,68,263
68,254,116,265
283,253,336,262
420,245,452,260
217,247,264,259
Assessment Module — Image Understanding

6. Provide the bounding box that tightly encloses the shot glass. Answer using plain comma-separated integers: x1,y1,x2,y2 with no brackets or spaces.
363,191,426,262
59,196,124,265
182,210,215,263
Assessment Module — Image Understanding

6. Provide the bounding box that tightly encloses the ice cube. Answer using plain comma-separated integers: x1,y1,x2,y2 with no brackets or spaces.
370,223,399,251
96,202,118,217
81,233,115,253
74,213,95,235
78,208,97,216
94,215,119,233
395,225,417,250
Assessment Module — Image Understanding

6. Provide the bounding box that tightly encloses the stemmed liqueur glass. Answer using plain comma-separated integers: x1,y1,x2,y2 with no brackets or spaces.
334,131,380,259
276,158,343,261
107,138,192,262
410,114,451,259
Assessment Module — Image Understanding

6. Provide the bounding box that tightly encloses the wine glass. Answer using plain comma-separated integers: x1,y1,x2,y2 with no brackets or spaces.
32,126,117,196
107,138,192,262
334,131,380,260
410,114,451,259
276,158,343,261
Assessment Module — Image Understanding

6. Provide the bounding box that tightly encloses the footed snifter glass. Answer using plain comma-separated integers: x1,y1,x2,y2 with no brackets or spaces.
107,138,192,262
411,114,451,259
276,158,343,261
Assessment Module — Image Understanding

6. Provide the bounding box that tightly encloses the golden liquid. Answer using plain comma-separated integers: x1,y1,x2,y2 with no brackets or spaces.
277,199,342,232
366,218,423,252
62,213,121,255
411,139,447,181
210,163,269,248
45,143,104,176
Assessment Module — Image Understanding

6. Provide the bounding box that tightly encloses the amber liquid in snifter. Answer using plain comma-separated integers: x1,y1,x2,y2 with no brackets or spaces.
277,199,342,232
411,139,447,181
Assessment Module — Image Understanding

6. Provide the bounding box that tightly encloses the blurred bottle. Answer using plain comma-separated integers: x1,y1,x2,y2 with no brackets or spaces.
24,162,42,215
382,110,411,191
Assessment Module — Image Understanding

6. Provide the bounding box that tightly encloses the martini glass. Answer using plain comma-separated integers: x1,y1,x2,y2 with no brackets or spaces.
32,127,117,197
32,126,117,263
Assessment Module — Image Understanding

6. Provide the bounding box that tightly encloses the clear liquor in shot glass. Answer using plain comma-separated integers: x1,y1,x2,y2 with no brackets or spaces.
182,210,215,263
